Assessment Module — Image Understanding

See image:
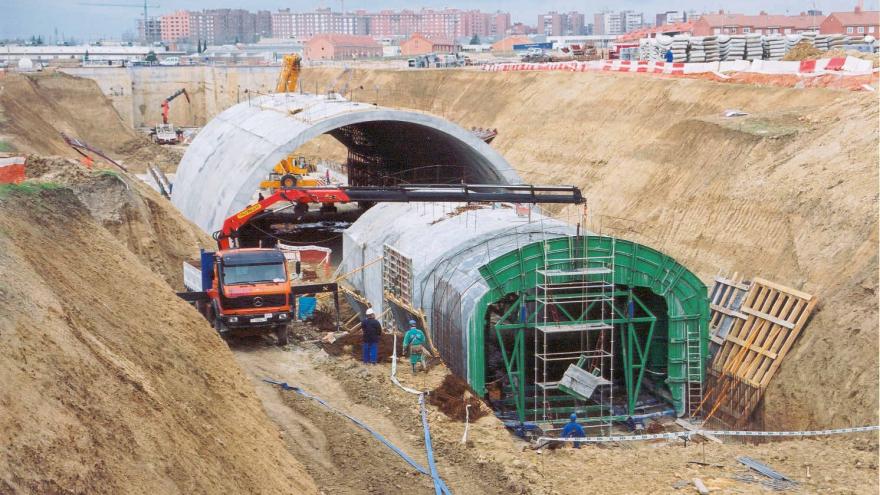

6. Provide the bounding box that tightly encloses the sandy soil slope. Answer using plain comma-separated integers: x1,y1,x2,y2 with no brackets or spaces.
0,71,180,171
0,168,316,494
23,155,211,288
298,68,879,431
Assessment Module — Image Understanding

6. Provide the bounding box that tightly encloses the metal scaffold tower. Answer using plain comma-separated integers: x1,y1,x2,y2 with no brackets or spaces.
533,235,617,434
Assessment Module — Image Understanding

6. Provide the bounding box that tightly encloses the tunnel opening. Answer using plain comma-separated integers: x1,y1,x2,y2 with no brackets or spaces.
332,122,474,186
483,285,674,434
470,235,709,436
226,118,498,270
171,94,518,234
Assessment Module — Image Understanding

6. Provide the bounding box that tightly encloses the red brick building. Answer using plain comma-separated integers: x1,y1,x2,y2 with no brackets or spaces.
400,33,458,55
491,35,531,52
692,11,824,35
304,34,381,60
820,7,879,35
160,10,191,43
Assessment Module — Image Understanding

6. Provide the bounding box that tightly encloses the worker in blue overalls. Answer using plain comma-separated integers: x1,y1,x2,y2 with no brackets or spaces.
561,413,586,449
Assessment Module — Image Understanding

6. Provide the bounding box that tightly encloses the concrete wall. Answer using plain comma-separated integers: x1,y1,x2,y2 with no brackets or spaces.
61,66,279,128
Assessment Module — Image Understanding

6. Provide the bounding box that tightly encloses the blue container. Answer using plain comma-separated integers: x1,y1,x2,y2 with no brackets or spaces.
200,249,215,291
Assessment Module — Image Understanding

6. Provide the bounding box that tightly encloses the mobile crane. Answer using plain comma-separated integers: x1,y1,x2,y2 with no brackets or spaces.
179,182,585,344
152,88,191,144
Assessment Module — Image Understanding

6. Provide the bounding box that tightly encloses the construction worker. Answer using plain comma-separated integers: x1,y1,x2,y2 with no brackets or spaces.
402,319,427,374
361,308,381,364
561,413,586,449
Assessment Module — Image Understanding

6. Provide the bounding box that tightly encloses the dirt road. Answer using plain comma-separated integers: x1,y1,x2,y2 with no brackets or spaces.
232,340,524,495
232,340,879,495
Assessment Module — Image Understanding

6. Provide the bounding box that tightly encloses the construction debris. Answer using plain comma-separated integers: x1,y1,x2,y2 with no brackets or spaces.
737,456,795,481
692,477,710,494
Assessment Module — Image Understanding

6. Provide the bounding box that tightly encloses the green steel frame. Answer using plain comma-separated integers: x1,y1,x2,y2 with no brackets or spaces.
474,236,709,421
492,289,657,421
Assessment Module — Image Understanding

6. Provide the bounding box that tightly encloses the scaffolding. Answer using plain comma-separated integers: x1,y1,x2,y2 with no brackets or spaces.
532,235,617,434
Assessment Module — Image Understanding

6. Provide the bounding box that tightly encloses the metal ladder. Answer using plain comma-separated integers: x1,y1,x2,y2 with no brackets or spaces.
685,322,704,419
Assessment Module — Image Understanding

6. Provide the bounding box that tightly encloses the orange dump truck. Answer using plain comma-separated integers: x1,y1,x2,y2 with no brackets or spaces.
184,248,294,344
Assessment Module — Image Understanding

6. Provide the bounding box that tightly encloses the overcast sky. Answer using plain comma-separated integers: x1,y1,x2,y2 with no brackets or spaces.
2,0,878,41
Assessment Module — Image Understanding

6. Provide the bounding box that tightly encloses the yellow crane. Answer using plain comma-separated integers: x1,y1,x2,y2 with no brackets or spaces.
259,156,321,192
276,53,301,93
260,54,318,193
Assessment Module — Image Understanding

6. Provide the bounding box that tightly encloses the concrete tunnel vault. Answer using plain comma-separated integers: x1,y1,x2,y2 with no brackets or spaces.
172,92,710,426
171,93,520,233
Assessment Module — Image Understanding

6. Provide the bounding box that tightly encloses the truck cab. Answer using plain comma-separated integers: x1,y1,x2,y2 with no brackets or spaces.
189,248,293,344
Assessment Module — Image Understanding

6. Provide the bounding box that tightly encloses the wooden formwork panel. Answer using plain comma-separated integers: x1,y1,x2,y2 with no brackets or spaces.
708,274,750,349
382,244,413,306
701,278,817,425
713,278,816,387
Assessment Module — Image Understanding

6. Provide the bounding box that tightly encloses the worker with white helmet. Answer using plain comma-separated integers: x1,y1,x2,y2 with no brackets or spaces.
361,308,382,364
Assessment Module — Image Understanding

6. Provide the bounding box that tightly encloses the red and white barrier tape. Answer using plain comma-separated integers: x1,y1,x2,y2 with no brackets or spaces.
482,56,875,77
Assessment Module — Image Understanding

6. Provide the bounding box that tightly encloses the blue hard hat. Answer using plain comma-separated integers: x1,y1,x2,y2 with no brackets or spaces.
570,413,578,421
408,319,417,326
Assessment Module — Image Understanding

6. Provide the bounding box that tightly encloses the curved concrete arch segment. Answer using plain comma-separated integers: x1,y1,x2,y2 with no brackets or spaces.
171,93,521,232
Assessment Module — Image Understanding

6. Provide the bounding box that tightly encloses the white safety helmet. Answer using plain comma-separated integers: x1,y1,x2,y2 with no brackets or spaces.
365,308,375,316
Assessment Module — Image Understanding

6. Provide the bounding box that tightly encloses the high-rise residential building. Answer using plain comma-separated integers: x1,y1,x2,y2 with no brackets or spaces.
594,11,620,35
656,10,687,26
538,11,586,36
538,12,563,36
167,9,264,44
256,10,273,39
157,8,510,43
566,12,586,35
189,11,217,44
594,10,644,35
138,17,162,43
624,11,645,32
160,10,190,43
489,12,511,37
367,10,421,37
272,8,368,39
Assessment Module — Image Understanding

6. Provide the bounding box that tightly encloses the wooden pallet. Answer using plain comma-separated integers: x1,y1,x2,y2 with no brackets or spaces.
699,278,817,426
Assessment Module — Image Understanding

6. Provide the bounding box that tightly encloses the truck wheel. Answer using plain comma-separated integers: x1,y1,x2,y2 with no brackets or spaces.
279,174,297,189
276,325,291,346
210,302,227,337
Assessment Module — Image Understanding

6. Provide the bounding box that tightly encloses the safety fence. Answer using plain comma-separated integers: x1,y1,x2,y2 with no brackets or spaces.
0,156,27,184
482,56,876,77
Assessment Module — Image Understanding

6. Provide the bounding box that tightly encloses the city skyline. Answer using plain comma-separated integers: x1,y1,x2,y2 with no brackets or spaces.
3,0,879,41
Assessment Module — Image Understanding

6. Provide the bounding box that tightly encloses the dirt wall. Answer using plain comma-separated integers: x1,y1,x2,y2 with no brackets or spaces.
0,72,181,171
297,68,879,431
0,164,317,493
61,66,279,128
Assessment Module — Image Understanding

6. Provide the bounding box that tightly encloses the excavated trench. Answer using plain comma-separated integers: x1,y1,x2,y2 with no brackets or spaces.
174,96,711,431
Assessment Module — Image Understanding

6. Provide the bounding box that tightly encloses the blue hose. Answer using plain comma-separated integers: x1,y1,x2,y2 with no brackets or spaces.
264,378,453,495
421,393,443,495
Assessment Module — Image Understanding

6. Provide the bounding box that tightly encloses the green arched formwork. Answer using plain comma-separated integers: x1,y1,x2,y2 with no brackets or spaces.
471,236,709,417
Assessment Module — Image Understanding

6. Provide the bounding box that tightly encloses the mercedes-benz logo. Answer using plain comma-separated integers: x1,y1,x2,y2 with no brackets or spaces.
253,297,264,307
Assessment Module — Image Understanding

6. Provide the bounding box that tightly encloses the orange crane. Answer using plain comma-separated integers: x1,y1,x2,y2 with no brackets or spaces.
152,88,190,144
161,88,190,125
179,182,584,343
